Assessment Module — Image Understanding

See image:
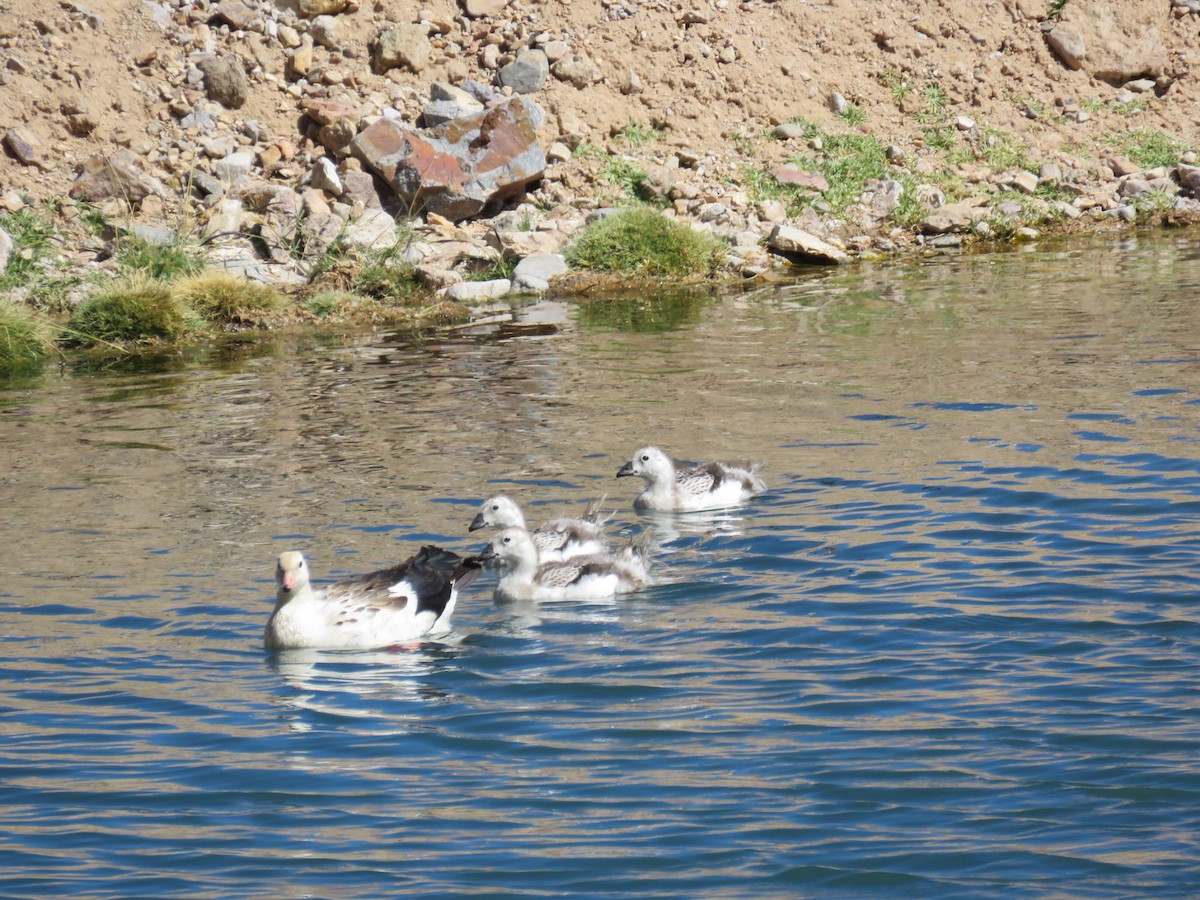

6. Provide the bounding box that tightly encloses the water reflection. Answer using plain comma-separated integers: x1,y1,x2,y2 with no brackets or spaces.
492,594,621,635
268,644,462,726
573,287,717,332
3,231,1200,896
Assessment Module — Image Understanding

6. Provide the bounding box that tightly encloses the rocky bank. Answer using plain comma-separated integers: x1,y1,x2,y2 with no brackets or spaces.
3,0,1200,306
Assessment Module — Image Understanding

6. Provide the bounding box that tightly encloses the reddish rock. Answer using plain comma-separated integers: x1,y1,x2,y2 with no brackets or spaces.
772,164,829,192
301,97,360,126
350,97,545,221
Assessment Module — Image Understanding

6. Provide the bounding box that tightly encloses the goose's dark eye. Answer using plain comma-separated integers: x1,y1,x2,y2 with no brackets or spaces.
491,503,500,511
641,454,650,462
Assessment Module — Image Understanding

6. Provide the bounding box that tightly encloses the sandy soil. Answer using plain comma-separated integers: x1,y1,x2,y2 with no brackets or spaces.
0,0,1197,244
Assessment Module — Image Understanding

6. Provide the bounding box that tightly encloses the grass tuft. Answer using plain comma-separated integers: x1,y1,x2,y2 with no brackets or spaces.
564,207,724,277
304,290,361,318
0,301,56,373
617,120,665,149
0,208,59,293
172,271,284,325
116,236,206,281
353,257,424,304
66,276,203,346
599,156,650,201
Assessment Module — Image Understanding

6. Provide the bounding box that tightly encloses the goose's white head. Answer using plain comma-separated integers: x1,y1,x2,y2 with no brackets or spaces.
275,551,310,602
484,527,539,566
616,446,673,484
469,495,526,532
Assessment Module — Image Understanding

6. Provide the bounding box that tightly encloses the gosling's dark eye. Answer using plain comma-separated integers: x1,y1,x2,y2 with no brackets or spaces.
491,504,500,511
641,454,650,462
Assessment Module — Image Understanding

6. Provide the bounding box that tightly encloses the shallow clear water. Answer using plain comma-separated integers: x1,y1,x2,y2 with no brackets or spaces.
3,231,1200,897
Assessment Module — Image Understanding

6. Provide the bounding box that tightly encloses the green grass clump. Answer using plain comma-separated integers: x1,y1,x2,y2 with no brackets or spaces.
354,259,423,304
599,156,650,201
0,301,55,373
304,290,360,318
173,271,284,325
116,236,206,281
465,253,517,282
975,128,1035,171
789,130,892,212
564,207,724,277
66,276,202,346
1116,128,1192,169
617,120,665,149
837,104,867,127
0,208,59,292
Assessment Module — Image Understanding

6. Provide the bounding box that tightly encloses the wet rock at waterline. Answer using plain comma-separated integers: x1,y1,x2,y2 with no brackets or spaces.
766,225,848,265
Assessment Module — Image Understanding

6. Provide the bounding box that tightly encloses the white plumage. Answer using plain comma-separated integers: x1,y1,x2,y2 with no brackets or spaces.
468,494,608,562
616,445,765,511
484,526,650,602
264,547,485,651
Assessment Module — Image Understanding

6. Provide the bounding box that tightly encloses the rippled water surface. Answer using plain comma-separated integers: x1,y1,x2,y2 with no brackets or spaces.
3,232,1200,897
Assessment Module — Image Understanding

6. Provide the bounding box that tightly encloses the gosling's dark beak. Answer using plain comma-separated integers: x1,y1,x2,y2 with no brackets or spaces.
477,543,497,561
616,461,635,478
469,512,486,531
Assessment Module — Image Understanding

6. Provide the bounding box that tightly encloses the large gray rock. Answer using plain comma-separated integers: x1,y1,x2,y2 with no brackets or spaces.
1045,25,1086,70
1045,0,1167,84
512,253,566,293
351,96,546,222
498,49,549,94
462,0,507,17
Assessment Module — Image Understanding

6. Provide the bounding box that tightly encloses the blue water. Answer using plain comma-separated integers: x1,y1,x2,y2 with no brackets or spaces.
2,233,1200,897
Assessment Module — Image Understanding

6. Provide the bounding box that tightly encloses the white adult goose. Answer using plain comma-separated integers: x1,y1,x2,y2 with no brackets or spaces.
264,546,487,651
468,494,608,562
616,445,765,511
484,526,650,602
